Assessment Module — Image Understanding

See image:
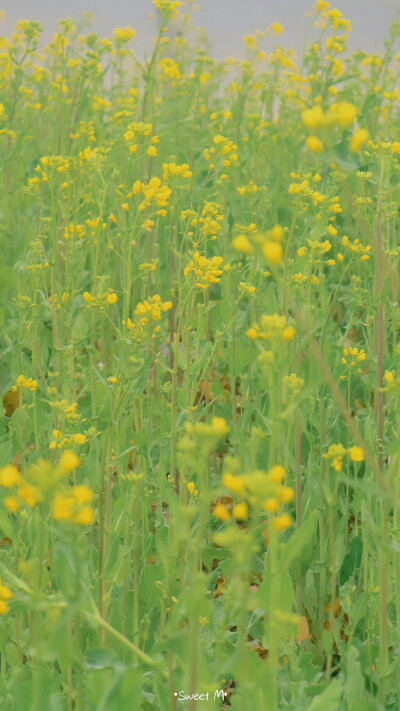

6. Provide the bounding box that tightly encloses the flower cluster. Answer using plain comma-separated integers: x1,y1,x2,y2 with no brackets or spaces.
184,251,224,289
189,201,224,241
302,102,357,131
83,290,118,308
341,347,366,368
214,464,294,532
288,179,326,206
162,162,192,181
204,134,238,172
133,294,173,325
341,235,371,261
12,374,38,392
48,400,82,423
0,579,12,616
246,314,295,343
323,444,364,471
0,464,42,512
160,57,181,81
123,120,153,154
153,0,181,21
132,176,172,213
262,224,284,265
52,485,94,525
49,429,87,450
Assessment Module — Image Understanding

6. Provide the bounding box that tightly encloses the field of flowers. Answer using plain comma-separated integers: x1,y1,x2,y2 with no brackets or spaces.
1,0,400,708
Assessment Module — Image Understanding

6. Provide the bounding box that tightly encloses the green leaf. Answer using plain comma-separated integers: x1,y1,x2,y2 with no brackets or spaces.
279,511,319,571
132,356,153,395
343,647,366,711
97,668,144,711
360,93,381,118
347,592,369,636
11,407,33,447
340,537,363,585
139,564,164,608
70,313,89,341
134,428,149,448
86,647,123,670
308,679,342,711
0,508,13,539
102,534,122,579
321,629,333,656
53,543,78,601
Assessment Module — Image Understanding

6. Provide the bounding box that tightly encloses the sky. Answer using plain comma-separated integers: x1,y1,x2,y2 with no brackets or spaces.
1,0,399,60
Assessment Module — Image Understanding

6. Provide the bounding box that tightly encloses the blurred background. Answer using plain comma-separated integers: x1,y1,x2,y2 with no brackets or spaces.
1,0,398,59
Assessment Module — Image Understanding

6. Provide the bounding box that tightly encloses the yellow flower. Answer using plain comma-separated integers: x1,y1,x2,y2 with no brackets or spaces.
4,496,20,513
107,376,118,384
271,22,283,34
232,234,253,254
246,328,259,339
306,135,323,154
233,503,248,520
113,26,135,42
107,292,118,304
83,291,92,302
211,417,230,437
18,484,41,508
269,465,286,483
59,450,81,474
73,485,93,504
0,465,21,488
0,581,12,600
147,146,157,157
350,128,368,152
262,241,283,265
335,102,357,128
283,326,295,341
52,493,73,521
270,224,283,241
223,472,244,494
301,105,324,129
280,486,294,503
324,443,347,471
73,434,86,444
384,371,395,384
0,600,9,615
348,446,364,462
273,513,291,531
74,506,94,525
213,503,230,522
263,498,279,513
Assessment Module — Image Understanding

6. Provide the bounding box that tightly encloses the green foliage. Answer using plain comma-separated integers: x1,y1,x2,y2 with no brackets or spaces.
1,1,400,709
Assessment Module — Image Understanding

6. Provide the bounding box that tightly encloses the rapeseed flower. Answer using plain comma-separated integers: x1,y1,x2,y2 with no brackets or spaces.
0,579,12,615
350,128,368,152
0,465,21,487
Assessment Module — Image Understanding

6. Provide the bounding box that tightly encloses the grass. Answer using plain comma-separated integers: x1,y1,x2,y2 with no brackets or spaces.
1,1,400,709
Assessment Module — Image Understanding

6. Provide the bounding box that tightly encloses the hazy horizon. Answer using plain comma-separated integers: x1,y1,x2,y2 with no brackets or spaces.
1,0,399,60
